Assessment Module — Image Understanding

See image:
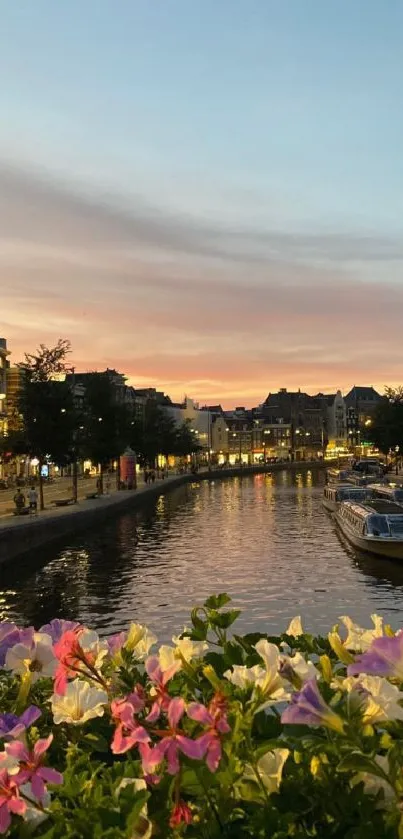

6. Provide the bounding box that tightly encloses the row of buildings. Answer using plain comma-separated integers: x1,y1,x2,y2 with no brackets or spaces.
0,337,383,467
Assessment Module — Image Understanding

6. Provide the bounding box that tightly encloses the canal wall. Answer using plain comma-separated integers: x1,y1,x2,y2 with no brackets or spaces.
0,461,323,567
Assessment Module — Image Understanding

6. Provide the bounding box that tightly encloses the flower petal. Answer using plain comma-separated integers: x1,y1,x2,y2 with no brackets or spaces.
168,697,185,729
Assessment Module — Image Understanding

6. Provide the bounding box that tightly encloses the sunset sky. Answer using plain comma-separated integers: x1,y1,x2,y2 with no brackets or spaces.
2,1,403,407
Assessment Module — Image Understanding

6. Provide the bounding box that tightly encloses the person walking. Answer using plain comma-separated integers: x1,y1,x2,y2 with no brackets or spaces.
28,485,38,515
13,488,26,515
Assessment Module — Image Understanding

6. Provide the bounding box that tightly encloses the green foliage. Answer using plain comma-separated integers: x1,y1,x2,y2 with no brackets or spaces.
369,388,403,454
129,403,199,466
2,597,403,838
80,373,131,469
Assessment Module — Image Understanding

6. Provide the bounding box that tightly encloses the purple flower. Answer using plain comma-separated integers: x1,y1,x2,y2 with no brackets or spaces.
39,619,79,644
0,623,33,667
348,634,403,680
0,706,41,741
281,679,345,733
107,631,127,656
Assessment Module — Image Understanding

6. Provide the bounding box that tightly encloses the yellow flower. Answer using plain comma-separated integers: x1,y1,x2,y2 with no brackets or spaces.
158,636,208,672
243,749,289,794
51,678,108,725
126,623,157,659
285,616,303,637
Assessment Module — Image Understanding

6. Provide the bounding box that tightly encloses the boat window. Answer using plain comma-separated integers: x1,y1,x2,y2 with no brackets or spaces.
367,515,389,536
389,517,403,536
394,490,403,502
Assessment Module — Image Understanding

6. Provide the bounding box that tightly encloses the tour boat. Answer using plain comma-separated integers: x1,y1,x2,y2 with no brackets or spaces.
368,483,403,504
322,484,374,513
335,499,403,560
348,473,379,487
326,468,353,484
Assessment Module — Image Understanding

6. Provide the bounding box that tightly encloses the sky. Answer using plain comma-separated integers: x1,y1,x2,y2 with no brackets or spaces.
1,1,403,407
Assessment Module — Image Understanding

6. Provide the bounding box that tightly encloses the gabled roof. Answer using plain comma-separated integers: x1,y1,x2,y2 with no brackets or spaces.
345,386,382,404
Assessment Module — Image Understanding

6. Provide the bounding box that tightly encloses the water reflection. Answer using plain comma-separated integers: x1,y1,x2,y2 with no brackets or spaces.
3,470,403,639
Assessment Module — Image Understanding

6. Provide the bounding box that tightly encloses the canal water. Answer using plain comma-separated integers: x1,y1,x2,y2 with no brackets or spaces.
3,469,403,639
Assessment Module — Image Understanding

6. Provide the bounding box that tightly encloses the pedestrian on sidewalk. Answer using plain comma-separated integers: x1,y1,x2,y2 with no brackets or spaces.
28,486,38,515
13,488,26,515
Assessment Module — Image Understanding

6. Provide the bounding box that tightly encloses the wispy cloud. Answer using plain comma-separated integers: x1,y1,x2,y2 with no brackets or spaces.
1,162,402,406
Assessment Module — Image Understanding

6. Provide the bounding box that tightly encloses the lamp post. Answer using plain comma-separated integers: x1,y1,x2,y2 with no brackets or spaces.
263,429,269,464
395,445,400,476
294,427,300,461
65,366,78,503
305,431,310,462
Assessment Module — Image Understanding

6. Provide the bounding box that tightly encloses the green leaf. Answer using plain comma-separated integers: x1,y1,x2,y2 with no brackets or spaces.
204,593,232,610
190,607,208,640
209,609,241,629
337,753,390,781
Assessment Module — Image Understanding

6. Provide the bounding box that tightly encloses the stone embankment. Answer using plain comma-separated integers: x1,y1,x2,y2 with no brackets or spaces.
0,462,322,566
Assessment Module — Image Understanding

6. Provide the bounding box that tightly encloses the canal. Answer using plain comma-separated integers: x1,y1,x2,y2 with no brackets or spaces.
2,469,403,638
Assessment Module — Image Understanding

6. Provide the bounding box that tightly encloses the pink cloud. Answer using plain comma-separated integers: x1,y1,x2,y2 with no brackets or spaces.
1,162,403,407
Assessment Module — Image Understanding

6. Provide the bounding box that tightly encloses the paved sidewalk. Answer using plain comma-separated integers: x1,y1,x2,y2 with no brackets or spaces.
0,473,183,530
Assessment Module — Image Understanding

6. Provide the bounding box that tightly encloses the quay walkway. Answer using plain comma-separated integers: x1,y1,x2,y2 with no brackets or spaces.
0,462,321,567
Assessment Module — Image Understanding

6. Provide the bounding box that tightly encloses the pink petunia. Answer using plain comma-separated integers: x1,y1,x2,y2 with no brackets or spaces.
0,769,26,834
53,627,107,695
169,800,193,828
187,692,230,772
145,698,203,776
111,691,149,755
145,656,180,723
5,734,63,802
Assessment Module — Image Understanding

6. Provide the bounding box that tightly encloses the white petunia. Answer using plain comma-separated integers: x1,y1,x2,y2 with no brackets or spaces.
51,678,108,724
224,663,267,690
280,651,318,684
158,636,208,672
0,750,20,775
115,778,152,839
126,623,157,660
341,675,403,724
285,616,304,638
5,632,56,682
243,748,289,794
79,628,109,669
225,639,289,705
21,784,51,828
352,755,395,806
254,640,289,698
339,614,384,652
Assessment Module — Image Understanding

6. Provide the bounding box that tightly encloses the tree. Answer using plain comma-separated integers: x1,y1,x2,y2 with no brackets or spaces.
18,340,74,509
129,402,176,468
80,373,130,492
174,421,199,459
369,388,403,461
22,339,72,382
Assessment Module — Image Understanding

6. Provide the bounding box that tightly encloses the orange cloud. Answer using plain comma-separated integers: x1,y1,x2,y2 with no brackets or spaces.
2,162,403,407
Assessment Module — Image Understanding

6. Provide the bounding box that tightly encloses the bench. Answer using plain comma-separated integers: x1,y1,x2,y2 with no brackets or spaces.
52,498,75,507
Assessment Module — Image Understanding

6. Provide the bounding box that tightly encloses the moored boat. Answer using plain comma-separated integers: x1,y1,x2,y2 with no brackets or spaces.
335,499,403,560
326,468,353,484
349,473,379,487
367,483,403,504
322,484,375,512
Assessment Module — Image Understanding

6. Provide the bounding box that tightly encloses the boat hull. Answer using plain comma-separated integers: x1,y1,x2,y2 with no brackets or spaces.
322,497,336,512
335,515,403,560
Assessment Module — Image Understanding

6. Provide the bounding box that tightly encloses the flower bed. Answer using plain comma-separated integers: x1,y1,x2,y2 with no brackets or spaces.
1,597,403,837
